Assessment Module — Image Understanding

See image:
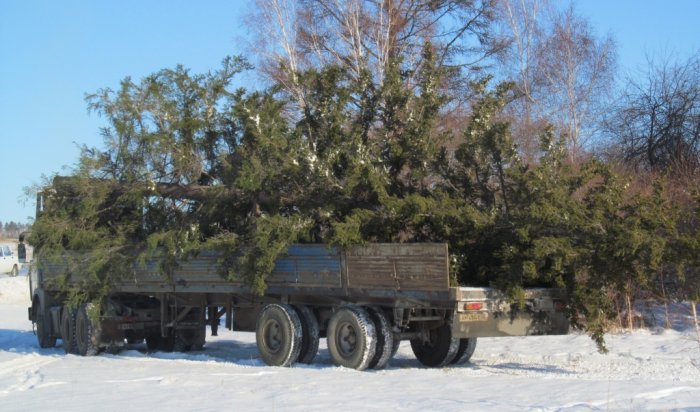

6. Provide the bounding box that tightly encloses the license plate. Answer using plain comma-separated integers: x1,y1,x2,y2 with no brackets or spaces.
459,312,488,322
118,322,144,330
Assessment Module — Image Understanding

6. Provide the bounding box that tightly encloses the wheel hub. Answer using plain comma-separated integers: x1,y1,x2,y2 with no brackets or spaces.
263,320,282,353
337,322,357,357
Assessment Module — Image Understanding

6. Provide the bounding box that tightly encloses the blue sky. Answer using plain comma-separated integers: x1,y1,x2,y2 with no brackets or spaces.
572,0,700,75
1,0,699,224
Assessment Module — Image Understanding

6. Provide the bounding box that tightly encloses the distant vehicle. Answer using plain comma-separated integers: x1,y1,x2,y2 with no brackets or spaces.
0,244,19,276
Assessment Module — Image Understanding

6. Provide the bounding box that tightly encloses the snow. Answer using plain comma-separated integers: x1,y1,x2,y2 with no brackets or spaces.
1,274,699,411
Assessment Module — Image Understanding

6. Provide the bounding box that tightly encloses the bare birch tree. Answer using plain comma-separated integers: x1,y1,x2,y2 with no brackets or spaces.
535,6,615,160
495,2,615,161
494,0,545,162
247,0,502,105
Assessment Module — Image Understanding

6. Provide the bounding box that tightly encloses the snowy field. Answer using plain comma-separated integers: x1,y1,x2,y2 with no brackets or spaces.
1,273,699,411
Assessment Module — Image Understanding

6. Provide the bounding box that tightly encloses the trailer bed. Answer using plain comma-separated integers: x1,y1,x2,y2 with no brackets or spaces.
43,243,454,303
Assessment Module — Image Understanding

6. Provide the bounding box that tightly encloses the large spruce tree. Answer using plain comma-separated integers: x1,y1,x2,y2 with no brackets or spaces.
30,49,691,349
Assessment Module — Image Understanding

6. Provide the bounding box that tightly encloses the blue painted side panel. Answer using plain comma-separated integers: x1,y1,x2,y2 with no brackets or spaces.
269,245,342,287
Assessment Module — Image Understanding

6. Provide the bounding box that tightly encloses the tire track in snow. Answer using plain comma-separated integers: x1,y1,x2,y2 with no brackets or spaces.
470,350,700,382
0,354,58,377
0,354,59,397
550,386,699,411
634,386,699,401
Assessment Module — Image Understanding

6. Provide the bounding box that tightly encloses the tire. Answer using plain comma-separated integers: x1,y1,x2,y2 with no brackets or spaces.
366,307,393,370
172,336,191,352
391,338,401,358
410,324,460,368
172,330,195,352
146,334,162,351
255,304,303,367
75,304,101,356
105,344,121,355
293,305,320,364
10,265,18,277
451,337,477,365
158,334,175,352
60,307,78,354
34,299,56,348
327,306,376,371
191,326,206,351
174,309,206,352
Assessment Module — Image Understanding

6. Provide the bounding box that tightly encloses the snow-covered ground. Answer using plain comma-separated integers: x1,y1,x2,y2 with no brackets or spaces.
1,273,699,411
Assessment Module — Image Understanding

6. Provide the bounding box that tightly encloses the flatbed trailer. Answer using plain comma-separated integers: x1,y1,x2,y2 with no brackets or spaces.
29,243,568,370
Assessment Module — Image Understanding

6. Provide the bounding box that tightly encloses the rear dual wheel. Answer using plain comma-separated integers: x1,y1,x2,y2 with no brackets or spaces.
366,307,393,370
451,337,477,365
327,306,377,371
293,305,319,364
410,324,460,368
256,304,303,367
60,307,78,354
75,304,100,356
146,334,163,351
255,304,396,370
171,328,201,352
326,305,398,370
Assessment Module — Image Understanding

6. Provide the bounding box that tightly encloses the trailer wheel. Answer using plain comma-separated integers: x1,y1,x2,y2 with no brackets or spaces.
451,337,477,365
391,337,401,357
293,305,319,364
60,307,78,354
327,306,376,371
366,307,393,370
75,304,100,356
145,334,161,351
410,324,460,367
33,298,56,348
256,304,302,367
191,326,206,351
173,329,197,352
158,334,175,352
105,344,121,355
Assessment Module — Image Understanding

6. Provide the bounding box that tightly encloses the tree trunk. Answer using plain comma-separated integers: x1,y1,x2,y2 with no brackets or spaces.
692,301,700,354
626,280,634,330
661,271,671,329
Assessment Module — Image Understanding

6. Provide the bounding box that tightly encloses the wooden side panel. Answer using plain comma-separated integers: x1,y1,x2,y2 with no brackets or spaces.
345,243,449,291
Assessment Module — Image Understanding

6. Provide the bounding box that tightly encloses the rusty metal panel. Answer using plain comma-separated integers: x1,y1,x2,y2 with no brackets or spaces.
345,243,449,291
